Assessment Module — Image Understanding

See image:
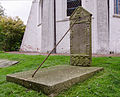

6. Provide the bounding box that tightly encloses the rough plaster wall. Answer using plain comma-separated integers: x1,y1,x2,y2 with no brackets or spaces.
56,20,70,53
21,0,112,54
56,0,66,21
82,0,98,54
56,0,109,54
56,0,70,53
97,0,109,54
56,0,98,54
20,0,42,52
56,0,96,54
41,0,55,53
109,0,120,53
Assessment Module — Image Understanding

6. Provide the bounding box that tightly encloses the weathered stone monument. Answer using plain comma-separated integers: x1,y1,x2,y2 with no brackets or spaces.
6,7,103,96
70,6,92,66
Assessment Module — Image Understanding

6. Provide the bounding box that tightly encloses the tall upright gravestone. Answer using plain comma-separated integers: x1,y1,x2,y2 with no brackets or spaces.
70,7,92,66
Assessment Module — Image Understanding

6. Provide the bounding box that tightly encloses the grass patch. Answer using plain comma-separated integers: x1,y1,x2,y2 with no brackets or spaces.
0,53,120,97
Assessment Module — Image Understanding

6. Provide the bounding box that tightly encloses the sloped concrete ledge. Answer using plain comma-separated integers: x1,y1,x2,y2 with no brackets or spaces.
6,66,103,96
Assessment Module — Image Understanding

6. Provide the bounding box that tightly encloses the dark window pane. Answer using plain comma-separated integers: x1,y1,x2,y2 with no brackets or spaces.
119,0,120,14
67,0,81,16
114,0,116,14
114,0,120,14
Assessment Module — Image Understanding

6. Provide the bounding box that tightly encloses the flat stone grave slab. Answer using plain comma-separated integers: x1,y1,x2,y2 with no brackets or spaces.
0,59,18,68
6,65,103,96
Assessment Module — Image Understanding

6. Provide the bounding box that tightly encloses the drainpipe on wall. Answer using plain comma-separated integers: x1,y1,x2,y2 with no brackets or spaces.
108,0,110,54
53,0,56,53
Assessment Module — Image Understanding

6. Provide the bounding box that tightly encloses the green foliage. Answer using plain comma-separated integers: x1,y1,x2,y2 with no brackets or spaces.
0,16,26,51
0,4,4,16
0,53,120,97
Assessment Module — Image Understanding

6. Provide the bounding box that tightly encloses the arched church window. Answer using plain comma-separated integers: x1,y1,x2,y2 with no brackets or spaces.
114,0,120,14
67,0,81,16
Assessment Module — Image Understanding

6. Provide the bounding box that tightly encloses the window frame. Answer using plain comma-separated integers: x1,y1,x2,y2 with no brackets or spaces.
67,0,81,16
114,0,120,15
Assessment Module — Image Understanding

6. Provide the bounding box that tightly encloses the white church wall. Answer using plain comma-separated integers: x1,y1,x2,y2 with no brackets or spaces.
109,0,120,53
20,0,42,52
56,0,70,53
56,0,66,21
41,0,55,53
56,0,98,54
21,0,55,53
21,0,116,54
96,0,109,54
82,0,98,54
56,0,110,54
56,20,70,53
82,0,109,54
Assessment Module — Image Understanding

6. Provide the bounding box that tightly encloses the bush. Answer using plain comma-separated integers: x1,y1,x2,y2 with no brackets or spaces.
0,3,4,16
0,16,26,51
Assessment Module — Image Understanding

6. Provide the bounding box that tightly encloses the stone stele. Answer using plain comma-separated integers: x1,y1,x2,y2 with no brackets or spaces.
70,6,92,66
7,65,103,96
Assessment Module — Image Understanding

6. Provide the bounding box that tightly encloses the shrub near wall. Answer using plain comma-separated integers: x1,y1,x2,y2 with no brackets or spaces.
0,16,26,51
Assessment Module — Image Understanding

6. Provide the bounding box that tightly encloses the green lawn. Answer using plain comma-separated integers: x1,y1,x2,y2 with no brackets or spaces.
0,52,120,97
